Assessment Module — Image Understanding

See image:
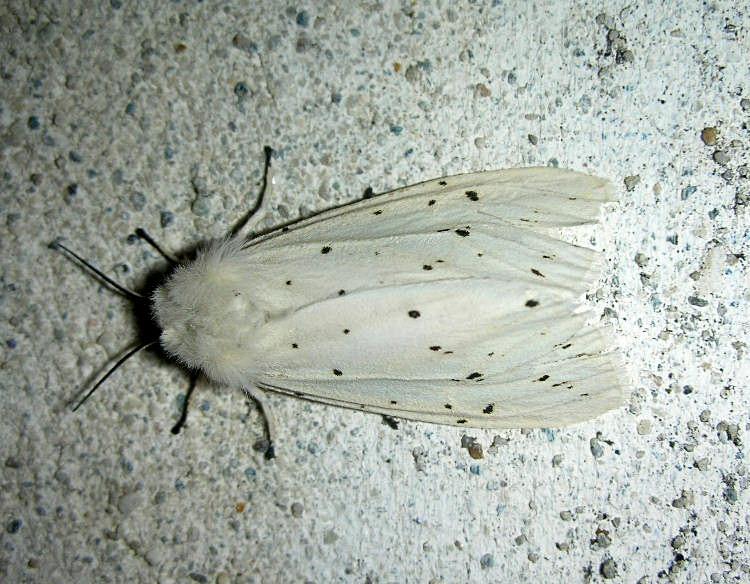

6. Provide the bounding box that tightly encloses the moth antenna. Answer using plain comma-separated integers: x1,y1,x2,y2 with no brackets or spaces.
171,372,199,434
71,341,156,412
134,228,179,265
50,241,145,302
230,145,275,240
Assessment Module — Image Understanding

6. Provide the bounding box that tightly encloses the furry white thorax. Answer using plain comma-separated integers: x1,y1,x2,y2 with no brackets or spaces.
153,237,265,386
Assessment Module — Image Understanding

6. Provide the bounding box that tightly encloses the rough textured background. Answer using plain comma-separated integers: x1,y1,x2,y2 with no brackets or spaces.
1,1,748,582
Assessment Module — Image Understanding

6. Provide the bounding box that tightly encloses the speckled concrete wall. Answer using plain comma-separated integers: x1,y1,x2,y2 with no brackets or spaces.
1,1,748,583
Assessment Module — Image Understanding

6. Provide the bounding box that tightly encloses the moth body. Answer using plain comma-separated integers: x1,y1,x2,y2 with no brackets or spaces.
153,167,624,428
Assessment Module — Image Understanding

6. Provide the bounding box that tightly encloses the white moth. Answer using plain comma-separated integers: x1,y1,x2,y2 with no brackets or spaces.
150,166,623,430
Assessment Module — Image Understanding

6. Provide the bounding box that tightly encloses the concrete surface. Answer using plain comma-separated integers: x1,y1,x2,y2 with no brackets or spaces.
1,1,748,582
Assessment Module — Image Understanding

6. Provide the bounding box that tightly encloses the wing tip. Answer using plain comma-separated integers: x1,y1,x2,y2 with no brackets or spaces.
522,166,617,202
594,175,617,203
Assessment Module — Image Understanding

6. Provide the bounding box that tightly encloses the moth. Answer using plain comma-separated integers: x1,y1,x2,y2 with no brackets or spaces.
55,151,623,451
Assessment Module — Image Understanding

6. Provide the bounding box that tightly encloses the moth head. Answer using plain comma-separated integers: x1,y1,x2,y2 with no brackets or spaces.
50,234,261,415
50,146,275,437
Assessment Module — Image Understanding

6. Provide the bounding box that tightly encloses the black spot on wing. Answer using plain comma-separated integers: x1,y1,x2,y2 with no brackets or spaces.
483,403,494,414
525,299,539,307
531,268,545,278
465,190,479,201
321,246,332,254
333,369,342,376
408,310,421,318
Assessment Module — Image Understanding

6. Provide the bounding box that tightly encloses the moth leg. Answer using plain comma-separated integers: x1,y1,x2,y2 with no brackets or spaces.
135,228,179,265
243,385,277,460
229,145,275,241
171,371,199,434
